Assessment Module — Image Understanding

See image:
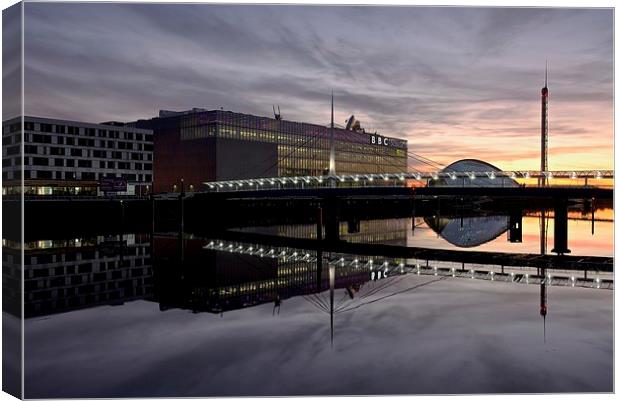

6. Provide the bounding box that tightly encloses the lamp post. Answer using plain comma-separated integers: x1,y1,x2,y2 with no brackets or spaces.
179,178,185,235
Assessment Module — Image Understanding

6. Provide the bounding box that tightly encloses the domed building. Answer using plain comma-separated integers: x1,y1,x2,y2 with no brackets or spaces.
429,159,519,187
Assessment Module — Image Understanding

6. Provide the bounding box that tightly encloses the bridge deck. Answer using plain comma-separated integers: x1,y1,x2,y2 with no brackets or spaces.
213,230,613,272
415,185,612,199
184,185,612,200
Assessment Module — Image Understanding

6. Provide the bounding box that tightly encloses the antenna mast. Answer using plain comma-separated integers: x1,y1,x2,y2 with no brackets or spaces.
540,61,549,186
273,104,282,121
329,91,336,176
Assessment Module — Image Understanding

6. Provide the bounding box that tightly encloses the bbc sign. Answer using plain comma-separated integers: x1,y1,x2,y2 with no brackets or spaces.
370,134,390,146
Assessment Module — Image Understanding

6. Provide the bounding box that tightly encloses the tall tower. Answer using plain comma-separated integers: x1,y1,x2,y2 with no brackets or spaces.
329,91,336,176
540,62,549,186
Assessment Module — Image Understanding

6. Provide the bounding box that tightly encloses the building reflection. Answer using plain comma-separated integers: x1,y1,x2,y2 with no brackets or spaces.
3,234,153,318
237,217,409,246
9,204,612,321
424,214,510,247
424,200,596,251
156,218,410,314
2,239,22,317
6,218,406,318
152,236,370,315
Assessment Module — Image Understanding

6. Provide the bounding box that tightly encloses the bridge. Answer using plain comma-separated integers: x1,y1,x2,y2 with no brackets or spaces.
180,183,614,204
204,230,613,273
177,169,613,203
201,170,613,192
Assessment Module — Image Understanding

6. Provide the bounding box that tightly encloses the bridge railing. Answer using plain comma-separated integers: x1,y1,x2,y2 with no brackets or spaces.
204,239,612,289
200,170,613,192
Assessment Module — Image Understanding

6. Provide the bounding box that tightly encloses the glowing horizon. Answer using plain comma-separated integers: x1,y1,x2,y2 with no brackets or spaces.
8,4,612,171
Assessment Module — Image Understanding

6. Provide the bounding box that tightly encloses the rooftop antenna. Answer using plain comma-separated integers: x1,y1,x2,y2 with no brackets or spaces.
273,105,282,120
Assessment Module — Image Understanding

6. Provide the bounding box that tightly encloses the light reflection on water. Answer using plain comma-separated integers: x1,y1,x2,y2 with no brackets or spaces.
236,212,613,257
12,206,614,397
411,214,613,257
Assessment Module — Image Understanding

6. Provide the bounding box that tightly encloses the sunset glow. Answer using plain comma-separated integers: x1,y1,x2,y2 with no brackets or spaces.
11,5,611,172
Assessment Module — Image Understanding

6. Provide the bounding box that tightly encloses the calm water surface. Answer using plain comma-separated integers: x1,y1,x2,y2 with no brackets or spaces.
15,206,614,397
25,278,612,397
237,209,614,257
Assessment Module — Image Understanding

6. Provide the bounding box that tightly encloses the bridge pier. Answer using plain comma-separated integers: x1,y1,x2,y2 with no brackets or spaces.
315,206,325,292
551,197,570,255
591,197,595,235
324,197,341,242
178,179,185,235
411,195,416,234
316,207,323,241
508,211,523,243
347,218,360,234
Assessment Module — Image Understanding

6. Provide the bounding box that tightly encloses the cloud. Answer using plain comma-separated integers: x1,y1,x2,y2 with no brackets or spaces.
3,3,22,119
21,4,613,169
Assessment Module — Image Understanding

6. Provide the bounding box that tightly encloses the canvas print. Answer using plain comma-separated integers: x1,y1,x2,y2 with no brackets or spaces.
1,1,614,398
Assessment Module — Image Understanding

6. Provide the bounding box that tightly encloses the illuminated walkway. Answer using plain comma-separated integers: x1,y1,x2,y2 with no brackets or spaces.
203,239,613,290
201,170,613,192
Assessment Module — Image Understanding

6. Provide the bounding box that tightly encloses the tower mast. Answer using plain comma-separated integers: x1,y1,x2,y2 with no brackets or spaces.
329,90,336,176
540,61,549,186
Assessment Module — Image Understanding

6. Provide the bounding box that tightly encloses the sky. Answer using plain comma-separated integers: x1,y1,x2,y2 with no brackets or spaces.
14,3,614,171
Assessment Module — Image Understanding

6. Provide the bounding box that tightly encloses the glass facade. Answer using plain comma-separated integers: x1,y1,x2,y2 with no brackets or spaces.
431,158,520,188
157,109,408,177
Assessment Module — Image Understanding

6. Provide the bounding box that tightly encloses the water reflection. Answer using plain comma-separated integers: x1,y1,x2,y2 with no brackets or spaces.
425,215,510,247
12,200,614,397
10,235,153,318
9,210,612,321
234,203,613,257
18,233,613,397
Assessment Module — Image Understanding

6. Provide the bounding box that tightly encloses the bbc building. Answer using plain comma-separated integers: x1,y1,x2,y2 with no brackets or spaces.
2,116,154,196
132,108,408,193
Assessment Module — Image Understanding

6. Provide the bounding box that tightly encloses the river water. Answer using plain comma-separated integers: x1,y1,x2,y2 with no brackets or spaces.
11,205,614,397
